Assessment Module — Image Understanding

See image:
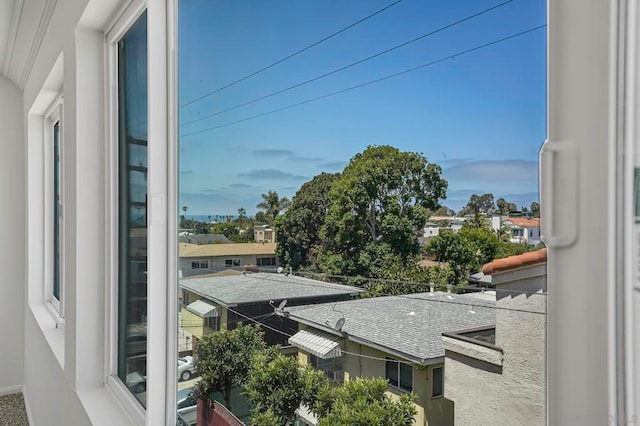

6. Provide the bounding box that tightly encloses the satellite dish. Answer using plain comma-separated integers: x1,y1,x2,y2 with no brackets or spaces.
278,300,288,310
276,266,284,274
334,317,345,331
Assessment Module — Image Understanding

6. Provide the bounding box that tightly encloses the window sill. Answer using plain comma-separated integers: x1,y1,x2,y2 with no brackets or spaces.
387,383,413,395
29,302,65,369
77,385,141,426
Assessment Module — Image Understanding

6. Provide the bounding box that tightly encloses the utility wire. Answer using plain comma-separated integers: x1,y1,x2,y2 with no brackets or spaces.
180,269,547,315
181,24,546,138
179,264,547,297
179,0,404,109
180,0,514,127
219,304,416,365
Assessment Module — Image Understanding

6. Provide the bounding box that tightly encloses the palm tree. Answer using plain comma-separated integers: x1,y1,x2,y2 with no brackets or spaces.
237,207,247,228
256,190,290,224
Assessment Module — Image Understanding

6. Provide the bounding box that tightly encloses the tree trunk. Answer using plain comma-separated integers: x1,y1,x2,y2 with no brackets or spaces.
223,385,232,410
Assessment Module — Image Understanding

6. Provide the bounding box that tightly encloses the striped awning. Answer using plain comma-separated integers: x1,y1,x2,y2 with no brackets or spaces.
186,300,218,318
288,329,342,359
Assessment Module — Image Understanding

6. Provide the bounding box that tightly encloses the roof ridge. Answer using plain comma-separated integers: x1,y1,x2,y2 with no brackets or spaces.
482,248,547,275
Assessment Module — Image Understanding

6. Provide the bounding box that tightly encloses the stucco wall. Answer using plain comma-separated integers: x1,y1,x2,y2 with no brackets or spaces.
444,265,546,425
0,76,25,392
339,341,452,426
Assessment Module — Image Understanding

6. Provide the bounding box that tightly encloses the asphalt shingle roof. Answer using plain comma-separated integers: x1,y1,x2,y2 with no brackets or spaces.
179,272,363,306
286,292,495,364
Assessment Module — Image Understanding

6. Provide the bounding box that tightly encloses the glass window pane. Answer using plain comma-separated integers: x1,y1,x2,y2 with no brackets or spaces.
386,359,399,388
53,120,61,301
432,366,443,398
399,363,412,392
117,10,148,407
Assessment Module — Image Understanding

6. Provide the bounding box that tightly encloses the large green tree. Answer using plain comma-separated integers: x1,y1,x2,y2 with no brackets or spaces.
245,351,326,425
276,173,339,271
459,193,495,216
194,324,267,409
314,377,416,426
257,190,291,225
318,145,447,277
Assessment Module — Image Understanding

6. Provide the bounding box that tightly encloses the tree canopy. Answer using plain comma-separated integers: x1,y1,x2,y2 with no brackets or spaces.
459,193,495,216
245,350,326,425
315,377,417,426
276,173,340,271
194,324,267,408
257,190,291,225
317,145,447,277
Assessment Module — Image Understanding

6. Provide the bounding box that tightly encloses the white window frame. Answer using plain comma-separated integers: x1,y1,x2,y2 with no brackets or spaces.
105,0,176,423
44,95,65,320
385,358,413,393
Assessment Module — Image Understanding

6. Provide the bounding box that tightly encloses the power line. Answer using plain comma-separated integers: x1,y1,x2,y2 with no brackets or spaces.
291,270,548,298
181,24,546,138
180,0,514,127
220,305,417,366
179,0,405,109
180,269,547,315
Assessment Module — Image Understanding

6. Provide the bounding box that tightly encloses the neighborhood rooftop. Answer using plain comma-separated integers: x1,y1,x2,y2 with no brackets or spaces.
179,272,363,306
285,292,495,365
502,217,540,227
179,242,277,258
483,248,548,275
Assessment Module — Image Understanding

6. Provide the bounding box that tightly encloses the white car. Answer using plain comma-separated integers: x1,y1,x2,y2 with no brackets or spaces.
178,356,197,381
126,371,146,394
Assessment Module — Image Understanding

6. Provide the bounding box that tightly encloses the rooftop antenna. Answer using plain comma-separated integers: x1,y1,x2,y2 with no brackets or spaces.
270,299,289,317
325,303,346,332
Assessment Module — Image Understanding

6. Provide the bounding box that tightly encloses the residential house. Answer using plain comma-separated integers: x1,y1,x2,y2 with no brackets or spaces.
429,216,467,232
501,217,541,246
422,222,440,238
442,249,547,426
179,272,363,347
179,242,279,277
283,291,497,426
253,224,275,243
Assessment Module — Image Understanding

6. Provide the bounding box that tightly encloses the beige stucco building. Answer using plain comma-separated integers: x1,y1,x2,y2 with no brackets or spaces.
284,291,498,426
443,249,547,425
178,242,279,277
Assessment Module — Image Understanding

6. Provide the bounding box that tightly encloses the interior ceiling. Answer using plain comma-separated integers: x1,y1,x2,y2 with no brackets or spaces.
0,0,53,90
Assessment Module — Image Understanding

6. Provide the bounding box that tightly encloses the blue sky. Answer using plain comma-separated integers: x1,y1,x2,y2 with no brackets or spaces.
178,0,546,215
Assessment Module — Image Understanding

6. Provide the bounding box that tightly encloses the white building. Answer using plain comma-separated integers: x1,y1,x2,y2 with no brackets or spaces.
502,217,541,246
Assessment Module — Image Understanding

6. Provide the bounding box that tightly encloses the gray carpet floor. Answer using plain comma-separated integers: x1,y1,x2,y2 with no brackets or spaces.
0,393,28,426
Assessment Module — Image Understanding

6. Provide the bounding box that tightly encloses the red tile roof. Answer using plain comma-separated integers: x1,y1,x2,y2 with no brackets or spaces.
503,217,540,227
482,248,547,275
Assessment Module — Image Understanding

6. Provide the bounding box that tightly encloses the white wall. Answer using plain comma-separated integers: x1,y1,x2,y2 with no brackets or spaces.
0,75,25,392
20,0,138,424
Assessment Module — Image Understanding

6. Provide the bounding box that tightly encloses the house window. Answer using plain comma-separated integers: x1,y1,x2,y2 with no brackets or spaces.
191,260,208,269
432,366,444,398
205,316,219,331
256,257,276,266
386,358,412,392
116,10,148,405
45,98,64,313
310,354,344,382
225,259,240,267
